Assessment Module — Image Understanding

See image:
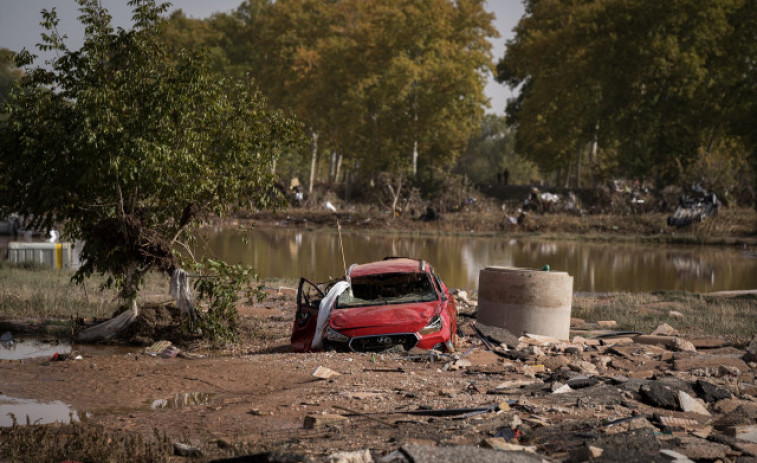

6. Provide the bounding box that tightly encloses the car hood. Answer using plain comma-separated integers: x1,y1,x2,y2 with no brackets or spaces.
329,301,439,331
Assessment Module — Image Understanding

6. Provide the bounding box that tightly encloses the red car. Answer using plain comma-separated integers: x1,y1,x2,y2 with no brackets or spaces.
291,257,457,353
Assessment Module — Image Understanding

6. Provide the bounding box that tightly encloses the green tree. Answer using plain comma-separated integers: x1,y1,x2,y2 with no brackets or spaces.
499,0,756,190
456,114,537,186
0,0,301,336
0,48,23,112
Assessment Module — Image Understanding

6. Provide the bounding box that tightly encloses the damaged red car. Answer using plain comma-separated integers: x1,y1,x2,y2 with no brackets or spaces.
291,257,457,353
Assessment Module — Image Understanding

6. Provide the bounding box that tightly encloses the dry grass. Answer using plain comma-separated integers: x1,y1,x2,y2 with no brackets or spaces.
0,262,169,322
0,421,173,463
572,291,757,338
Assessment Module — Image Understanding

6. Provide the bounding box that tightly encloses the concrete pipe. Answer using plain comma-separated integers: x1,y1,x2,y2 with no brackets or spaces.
477,266,573,340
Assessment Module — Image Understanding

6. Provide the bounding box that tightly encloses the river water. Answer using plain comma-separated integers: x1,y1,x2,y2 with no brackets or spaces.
200,227,757,293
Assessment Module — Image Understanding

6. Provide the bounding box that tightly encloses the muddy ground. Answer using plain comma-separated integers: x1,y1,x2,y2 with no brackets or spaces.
1,290,756,462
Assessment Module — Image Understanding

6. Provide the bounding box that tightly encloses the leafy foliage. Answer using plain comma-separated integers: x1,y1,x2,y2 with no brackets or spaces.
188,259,264,346
498,0,757,193
0,0,301,302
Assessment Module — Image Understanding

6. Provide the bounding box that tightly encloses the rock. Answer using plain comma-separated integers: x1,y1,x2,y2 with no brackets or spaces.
671,338,696,352
652,323,679,336
312,366,340,379
569,360,598,376
669,436,728,461
744,336,757,363
304,413,348,429
481,438,537,453
718,364,741,377
474,322,519,349
640,383,680,410
552,384,573,394
401,444,544,463
174,442,203,458
659,449,695,463
543,355,571,371
627,370,656,380
569,444,603,462
597,320,618,328
590,428,661,462
673,354,748,373
326,450,373,463
677,391,711,416
693,379,732,403
567,376,598,389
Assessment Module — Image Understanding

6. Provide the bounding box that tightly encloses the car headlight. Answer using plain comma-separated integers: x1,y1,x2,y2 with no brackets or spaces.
326,327,349,343
418,315,443,335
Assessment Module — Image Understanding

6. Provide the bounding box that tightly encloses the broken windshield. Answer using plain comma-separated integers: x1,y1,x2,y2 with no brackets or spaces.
336,272,438,308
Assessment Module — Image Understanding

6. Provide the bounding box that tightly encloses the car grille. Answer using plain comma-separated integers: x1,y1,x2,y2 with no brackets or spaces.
349,333,418,352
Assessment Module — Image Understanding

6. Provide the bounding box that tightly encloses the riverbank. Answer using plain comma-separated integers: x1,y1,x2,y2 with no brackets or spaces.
241,206,757,247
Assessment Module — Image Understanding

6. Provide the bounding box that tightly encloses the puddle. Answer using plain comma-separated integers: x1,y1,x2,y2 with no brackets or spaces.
0,338,70,361
0,395,79,427
0,335,138,360
148,392,216,410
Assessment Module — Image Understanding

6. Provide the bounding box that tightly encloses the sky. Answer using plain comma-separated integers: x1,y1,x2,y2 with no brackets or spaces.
0,0,525,115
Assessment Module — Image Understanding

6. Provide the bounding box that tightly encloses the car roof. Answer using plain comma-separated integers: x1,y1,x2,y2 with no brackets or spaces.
349,258,426,278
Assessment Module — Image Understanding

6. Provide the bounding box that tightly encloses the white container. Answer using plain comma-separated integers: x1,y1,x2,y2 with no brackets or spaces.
477,266,573,340
7,242,73,269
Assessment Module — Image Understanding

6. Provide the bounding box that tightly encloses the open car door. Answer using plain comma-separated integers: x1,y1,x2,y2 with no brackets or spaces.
291,278,325,352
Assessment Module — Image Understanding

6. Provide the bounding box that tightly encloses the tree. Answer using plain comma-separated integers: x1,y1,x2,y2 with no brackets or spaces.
0,0,301,338
0,48,23,113
498,0,756,190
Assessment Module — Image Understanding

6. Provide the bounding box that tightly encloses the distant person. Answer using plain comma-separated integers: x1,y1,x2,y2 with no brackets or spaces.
503,169,510,186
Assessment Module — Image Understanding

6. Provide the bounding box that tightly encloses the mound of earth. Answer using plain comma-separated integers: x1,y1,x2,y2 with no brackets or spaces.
105,303,198,347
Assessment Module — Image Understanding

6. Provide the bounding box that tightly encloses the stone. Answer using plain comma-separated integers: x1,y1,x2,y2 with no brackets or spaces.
669,436,728,461
326,449,373,463
543,355,571,371
174,442,203,458
569,444,603,462
744,336,757,363
401,444,544,463
673,354,748,373
677,391,711,416
569,360,598,376
627,370,656,380
304,413,348,429
481,438,537,453
312,366,340,379
671,338,696,352
659,449,695,463
552,384,573,394
640,383,680,410
652,323,679,336
597,320,618,328
474,322,519,349
693,379,732,403
567,375,598,389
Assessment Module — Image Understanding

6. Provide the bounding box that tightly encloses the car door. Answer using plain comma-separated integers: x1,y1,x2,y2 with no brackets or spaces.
291,278,325,352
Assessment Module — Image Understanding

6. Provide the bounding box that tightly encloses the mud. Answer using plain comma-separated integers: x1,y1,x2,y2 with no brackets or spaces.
1,291,756,462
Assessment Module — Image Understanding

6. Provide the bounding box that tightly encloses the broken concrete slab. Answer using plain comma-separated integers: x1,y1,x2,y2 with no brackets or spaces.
693,379,732,403
659,449,694,463
673,353,749,373
474,322,519,349
400,444,544,463
668,436,729,461
589,428,666,462
640,383,680,410
677,391,711,416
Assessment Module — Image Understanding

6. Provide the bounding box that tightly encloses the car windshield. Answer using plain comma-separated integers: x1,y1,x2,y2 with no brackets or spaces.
336,272,438,308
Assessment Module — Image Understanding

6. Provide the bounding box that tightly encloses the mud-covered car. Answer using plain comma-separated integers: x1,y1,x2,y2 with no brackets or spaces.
291,257,457,353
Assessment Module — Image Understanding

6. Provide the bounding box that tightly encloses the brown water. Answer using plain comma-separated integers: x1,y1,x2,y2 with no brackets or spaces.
199,227,757,293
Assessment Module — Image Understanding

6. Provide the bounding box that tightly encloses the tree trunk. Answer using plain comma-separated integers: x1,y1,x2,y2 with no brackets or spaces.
412,140,419,177
590,121,599,188
335,153,343,183
576,145,584,188
309,129,318,194
328,150,337,183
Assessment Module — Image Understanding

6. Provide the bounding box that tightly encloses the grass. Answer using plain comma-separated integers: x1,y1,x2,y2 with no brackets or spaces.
0,421,174,463
0,262,169,322
572,291,757,338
